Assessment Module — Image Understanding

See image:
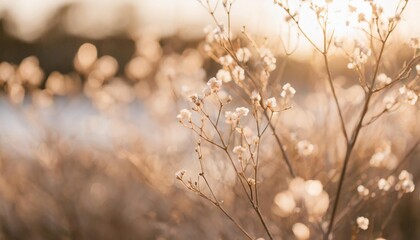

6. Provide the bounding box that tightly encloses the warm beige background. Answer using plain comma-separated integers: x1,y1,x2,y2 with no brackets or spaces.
1,0,419,42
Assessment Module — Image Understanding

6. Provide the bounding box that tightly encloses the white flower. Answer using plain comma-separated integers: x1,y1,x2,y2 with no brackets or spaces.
251,91,261,102
235,107,249,117
305,180,323,197
188,93,200,104
399,170,413,181
219,55,233,66
216,69,232,83
265,97,277,110
356,216,369,230
357,185,369,197
395,170,415,193
175,169,186,180
383,95,396,110
280,83,296,99
259,47,276,71
352,41,371,65
233,145,246,155
401,179,415,193
236,48,251,62
416,64,420,75
207,77,222,93
369,142,391,168
297,140,314,157
378,178,391,191
376,73,392,87
225,107,248,126
273,191,296,216
292,223,310,240
232,66,245,81
177,109,192,122
225,111,238,125
205,25,227,43
399,85,418,105
202,86,212,96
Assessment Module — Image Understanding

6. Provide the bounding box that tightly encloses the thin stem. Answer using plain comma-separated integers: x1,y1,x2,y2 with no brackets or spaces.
322,53,349,143
262,110,296,178
325,33,390,239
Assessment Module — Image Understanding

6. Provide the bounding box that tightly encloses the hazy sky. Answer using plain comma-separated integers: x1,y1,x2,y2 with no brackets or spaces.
1,0,419,40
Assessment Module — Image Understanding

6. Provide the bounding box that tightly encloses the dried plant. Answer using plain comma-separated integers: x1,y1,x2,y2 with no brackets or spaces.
175,0,419,239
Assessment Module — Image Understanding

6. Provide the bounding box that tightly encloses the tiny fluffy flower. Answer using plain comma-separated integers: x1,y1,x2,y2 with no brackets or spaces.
205,25,227,43
177,109,192,122
219,55,234,66
383,95,396,110
395,170,415,193
236,48,251,62
225,111,238,125
235,107,249,117
202,86,212,96
353,42,371,65
401,179,415,193
369,142,391,168
378,178,391,191
292,223,310,240
251,91,261,102
273,191,296,216
356,216,369,230
376,73,392,87
280,83,296,99
175,169,186,180
305,180,323,197
399,170,413,181
265,97,277,110
233,145,246,155
357,185,370,197
399,85,418,105
216,69,232,83
259,47,276,71
297,140,314,157
207,77,222,93
188,93,200,105
232,66,245,81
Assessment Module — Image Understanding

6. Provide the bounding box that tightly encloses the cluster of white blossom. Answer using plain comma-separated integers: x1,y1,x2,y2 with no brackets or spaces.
296,140,315,157
225,107,249,127
236,48,251,63
376,73,392,88
177,109,192,123
259,47,277,72
369,141,396,169
348,41,371,69
357,184,370,197
273,178,329,218
398,85,418,105
204,25,228,44
395,170,415,193
356,216,369,230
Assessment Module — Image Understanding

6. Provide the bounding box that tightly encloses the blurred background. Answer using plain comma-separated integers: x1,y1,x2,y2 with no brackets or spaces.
0,0,419,239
